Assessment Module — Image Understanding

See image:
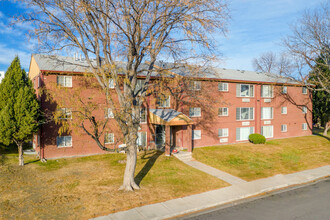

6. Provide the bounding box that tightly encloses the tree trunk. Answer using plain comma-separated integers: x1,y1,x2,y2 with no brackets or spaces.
18,143,24,166
323,121,329,136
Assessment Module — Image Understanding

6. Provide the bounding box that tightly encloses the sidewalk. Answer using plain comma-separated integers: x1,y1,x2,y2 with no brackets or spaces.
93,165,330,220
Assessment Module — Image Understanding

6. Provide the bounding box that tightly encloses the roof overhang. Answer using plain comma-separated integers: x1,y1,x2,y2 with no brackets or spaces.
149,109,194,126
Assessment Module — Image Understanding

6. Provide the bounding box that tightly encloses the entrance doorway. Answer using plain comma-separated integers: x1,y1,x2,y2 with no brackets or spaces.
155,125,165,148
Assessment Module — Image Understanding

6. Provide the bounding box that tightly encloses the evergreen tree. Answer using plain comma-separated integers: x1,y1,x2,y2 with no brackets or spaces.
0,57,40,166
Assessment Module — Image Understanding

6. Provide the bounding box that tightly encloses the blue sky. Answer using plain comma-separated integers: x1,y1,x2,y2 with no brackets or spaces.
0,0,326,72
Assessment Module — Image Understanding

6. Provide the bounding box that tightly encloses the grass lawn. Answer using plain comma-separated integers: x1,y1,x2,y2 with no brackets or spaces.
0,150,228,219
193,135,330,181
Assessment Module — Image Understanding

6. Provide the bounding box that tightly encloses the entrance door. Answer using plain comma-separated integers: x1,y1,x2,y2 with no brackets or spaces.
155,125,165,147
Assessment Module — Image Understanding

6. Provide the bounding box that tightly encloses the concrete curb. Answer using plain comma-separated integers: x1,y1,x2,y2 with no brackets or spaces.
92,165,330,220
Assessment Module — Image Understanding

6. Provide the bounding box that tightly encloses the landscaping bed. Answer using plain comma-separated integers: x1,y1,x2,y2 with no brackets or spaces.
193,135,330,181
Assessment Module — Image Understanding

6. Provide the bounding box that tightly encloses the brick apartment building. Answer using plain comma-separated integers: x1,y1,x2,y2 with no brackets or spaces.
29,54,312,159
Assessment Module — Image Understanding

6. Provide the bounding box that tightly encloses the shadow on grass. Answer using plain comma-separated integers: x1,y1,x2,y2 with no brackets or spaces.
25,159,40,165
135,151,163,186
312,132,330,141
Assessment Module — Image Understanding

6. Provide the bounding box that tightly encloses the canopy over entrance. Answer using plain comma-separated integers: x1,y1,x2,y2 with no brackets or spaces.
149,109,194,126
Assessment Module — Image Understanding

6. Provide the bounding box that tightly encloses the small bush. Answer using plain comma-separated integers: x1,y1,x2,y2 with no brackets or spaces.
249,133,266,144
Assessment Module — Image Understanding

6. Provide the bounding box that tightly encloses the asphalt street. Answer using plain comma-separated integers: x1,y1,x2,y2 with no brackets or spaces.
180,178,330,220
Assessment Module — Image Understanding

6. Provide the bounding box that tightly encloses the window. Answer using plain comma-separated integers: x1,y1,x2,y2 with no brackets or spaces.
109,78,114,88
236,127,254,141
56,136,72,148
218,82,228,91
140,108,147,123
218,128,229,137
137,132,147,146
105,108,114,118
302,123,308,130
189,107,201,117
58,108,72,119
104,133,114,144
189,81,201,90
261,85,273,98
236,107,254,120
135,79,145,95
281,107,287,114
302,106,307,114
236,84,254,97
261,107,273,120
302,87,307,94
192,130,201,140
282,86,287,94
156,95,170,107
218,107,228,116
262,126,273,138
281,124,287,132
57,75,72,87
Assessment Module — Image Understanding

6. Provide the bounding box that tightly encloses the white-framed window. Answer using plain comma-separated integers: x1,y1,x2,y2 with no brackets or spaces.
105,108,114,118
109,78,115,88
104,133,114,144
236,127,254,141
261,85,273,98
218,128,229,137
302,123,308,130
156,95,170,107
140,108,147,123
302,87,307,94
281,124,287,132
135,79,145,95
236,107,254,120
281,107,287,114
218,82,228,91
236,84,254,97
282,86,287,94
261,107,273,120
58,108,72,119
302,106,307,114
218,107,228,116
137,131,147,146
192,130,201,140
57,75,72,87
189,81,201,90
262,125,273,138
189,107,201,117
56,136,72,148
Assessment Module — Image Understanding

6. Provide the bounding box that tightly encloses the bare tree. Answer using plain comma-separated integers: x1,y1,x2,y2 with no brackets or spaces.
252,51,293,75
20,0,229,191
283,2,329,93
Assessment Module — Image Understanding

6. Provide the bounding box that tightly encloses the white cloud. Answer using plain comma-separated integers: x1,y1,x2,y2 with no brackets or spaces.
0,44,31,71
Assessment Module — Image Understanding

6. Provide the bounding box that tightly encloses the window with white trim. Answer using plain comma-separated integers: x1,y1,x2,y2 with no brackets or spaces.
236,84,254,97
56,136,72,148
281,107,287,114
236,107,254,120
108,78,114,88
261,85,273,98
218,128,229,137
135,79,145,95
156,95,170,107
282,86,287,94
218,107,228,116
261,107,273,120
302,106,307,114
281,124,287,132
189,107,201,117
218,82,228,91
236,127,254,141
189,81,201,90
262,125,273,138
140,108,147,123
137,132,147,146
57,75,72,87
58,108,72,119
302,123,308,130
105,108,114,118
104,133,114,144
302,87,307,94
192,130,201,140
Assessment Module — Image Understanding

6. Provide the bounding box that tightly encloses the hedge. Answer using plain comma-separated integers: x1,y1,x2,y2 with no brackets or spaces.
249,133,266,144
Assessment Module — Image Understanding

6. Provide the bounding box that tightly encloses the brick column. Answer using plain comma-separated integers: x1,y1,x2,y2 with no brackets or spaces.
165,125,171,156
187,125,192,152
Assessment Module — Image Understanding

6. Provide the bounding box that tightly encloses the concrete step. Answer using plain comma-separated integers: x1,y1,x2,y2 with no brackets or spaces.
173,151,192,162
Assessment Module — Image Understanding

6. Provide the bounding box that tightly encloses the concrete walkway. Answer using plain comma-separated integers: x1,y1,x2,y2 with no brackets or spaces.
173,151,246,185
93,165,330,220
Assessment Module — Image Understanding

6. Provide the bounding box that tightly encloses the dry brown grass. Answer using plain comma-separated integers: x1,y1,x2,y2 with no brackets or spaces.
0,150,227,219
193,135,330,181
